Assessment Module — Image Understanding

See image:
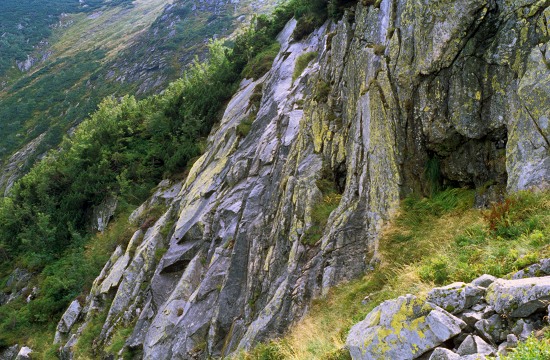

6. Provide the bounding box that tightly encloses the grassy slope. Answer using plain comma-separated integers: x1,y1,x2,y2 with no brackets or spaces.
0,0,278,168
49,0,171,60
0,0,166,164
238,189,550,359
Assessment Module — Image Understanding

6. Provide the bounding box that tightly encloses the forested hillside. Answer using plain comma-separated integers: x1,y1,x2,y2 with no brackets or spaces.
0,0,278,194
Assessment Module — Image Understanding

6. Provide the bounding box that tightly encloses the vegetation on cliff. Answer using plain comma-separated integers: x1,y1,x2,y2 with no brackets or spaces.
238,189,550,359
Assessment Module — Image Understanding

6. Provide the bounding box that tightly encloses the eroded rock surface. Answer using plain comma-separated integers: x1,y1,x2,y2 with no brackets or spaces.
347,295,466,359
53,0,550,358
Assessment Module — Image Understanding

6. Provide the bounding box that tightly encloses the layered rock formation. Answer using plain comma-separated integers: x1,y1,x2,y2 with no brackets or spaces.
50,0,549,358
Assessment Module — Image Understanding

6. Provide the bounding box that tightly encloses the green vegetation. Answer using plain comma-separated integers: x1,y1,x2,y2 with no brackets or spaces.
0,0,332,350
293,51,318,82
73,305,110,359
0,0,131,76
302,178,342,245
240,189,550,359
0,40,242,350
242,42,282,80
500,335,550,360
237,116,255,138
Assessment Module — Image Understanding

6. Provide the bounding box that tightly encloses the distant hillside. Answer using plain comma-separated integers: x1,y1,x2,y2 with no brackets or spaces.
0,0,278,194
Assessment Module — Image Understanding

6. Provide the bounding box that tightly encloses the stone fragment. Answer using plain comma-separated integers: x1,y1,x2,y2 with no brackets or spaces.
456,335,495,356
459,311,482,327
474,314,507,343
507,334,518,347
14,347,32,360
429,348,460,360
471,274,497,288
486,277,550,317
510,319,535,340
347,294,466,360
56,300,82,334
427,282,485,314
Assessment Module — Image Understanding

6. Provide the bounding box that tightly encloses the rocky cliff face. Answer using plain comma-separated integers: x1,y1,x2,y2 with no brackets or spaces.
54,0,549,358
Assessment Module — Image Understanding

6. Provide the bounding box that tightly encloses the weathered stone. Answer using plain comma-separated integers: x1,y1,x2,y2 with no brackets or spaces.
498,341,509,356
511,259,550,279
474,314,507,343
50,0,550,356
14,347,32,360
486,277,550,317
458,311,482,327
471,274,497,288
460,355,487,360
429,348,460,360
510,319,536,340
56,300,82,334
0,345,19,360
427,283,485,314
456,335,495,356
507,333,519,348
347,294,466,360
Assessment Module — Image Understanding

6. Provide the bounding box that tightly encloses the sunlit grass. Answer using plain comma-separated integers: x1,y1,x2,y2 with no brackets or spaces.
239,189,550,359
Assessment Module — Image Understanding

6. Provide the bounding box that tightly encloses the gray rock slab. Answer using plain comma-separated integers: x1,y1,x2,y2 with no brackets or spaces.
486,277,550,317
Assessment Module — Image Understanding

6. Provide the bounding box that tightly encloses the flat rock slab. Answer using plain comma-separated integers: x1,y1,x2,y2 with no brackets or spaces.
347,294,466,360
486,276,550,317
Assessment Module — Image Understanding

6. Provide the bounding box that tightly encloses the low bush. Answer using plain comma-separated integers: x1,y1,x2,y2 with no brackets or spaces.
242,42,281,80
501,335,550,360
293,51,318,82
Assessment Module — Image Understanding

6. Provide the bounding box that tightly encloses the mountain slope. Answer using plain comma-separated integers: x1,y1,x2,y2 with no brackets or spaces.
0,0,278,195
0,0,549,358
46,0,550,358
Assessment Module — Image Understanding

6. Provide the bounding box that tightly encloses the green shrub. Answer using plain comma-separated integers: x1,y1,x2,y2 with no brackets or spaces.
328,0,357,20
320,348,352,360
314,80,331,102
501,336,550,360
242,42,281,80
237,116,255,138
302,177,342,245
249,342,285,360
419,256,450,285
293,51,318,82
424,157,441,195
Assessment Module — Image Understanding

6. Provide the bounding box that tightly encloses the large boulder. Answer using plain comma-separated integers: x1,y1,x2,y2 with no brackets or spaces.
346,294,466,360
427,282,485,314
486,277,550,317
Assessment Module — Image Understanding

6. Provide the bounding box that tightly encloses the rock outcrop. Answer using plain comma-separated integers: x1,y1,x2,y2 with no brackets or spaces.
347,294,467,359
347,269,550,360
54,0,550,358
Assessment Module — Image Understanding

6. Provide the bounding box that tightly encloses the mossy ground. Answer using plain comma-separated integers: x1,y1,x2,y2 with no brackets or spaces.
238,189,550,359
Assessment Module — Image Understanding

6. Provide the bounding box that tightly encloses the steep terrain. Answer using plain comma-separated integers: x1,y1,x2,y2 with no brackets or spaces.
40,0,549,358
0,0,549,358
0,0,278,194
